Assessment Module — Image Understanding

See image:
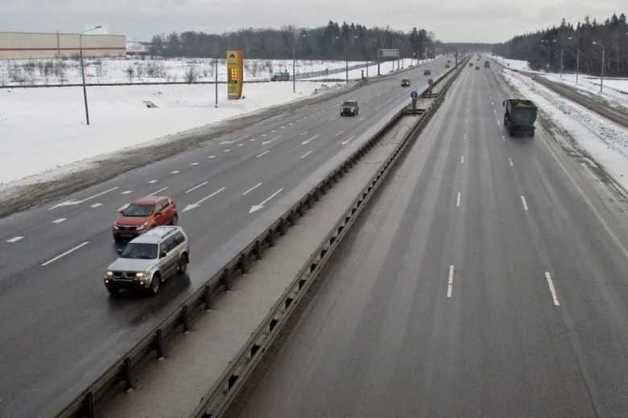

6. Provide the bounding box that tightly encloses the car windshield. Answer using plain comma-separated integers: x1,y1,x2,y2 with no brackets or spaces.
120,243,158,259
121,203,154,217
343,101,357,107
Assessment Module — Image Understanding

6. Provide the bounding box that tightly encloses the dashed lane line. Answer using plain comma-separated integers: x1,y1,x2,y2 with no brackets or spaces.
545,272,560,307
185,181,209,194
6,236,23,244
242,182,263,196
41,241,90,267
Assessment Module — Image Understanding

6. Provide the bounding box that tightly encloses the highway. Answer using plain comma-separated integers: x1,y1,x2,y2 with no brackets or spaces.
0,56,451,417
228,61,628,418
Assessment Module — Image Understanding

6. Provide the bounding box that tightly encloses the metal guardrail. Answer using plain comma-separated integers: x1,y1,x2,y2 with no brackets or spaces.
55,62,464,418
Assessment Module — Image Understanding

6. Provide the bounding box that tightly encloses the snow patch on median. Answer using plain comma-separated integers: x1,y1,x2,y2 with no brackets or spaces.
502,68,628,192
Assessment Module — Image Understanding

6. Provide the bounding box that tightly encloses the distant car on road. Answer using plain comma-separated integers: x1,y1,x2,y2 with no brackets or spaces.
475,66,480,70
271,72,290,81
113,195,178,243
401,79,411,87
104,226,190,295
423,69,431,76
484,61,491,68
340,100,359,117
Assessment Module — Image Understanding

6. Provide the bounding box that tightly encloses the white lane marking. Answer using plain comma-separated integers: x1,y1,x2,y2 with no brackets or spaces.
249,188,284,214
335,130,345,137
52,218,67,224
148,179,158,184
220,140,235,145
280,125,286,129
261,134,268,137
447,265,455,298
521,195,529,212
501,135,506,142
237,143,244,147
460,155,465,164
90,203,102,208
170,170,180,175
50,186,119,209
545,272,560,307
148,186,169,196
256,150,270,158
185,181,209,194
341,135,356,146
262,137,279,145
249,138,258,142
301,150,314,159
508,157,514,167
301,134,319,145
224,148,231,153
6,236,23,243
190,162,199,166
118,203,130,212
121,190,133,195
456,192,461,208
208,155,216,159
271,129,277,133
41,241,89,267
242,182,263,196
183,187,226,213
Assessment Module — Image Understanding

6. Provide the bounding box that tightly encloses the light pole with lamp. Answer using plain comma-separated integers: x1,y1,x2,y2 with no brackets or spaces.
592,41,605,93
79,25,101,125
566,36,581,84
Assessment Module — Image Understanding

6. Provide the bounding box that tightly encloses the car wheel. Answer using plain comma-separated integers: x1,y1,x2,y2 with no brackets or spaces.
149,273,161,295
177,254,189,274
170,214,178,226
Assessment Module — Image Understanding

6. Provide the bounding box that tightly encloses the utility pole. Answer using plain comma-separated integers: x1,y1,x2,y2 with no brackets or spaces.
214,58,218,108
592,41,605,93
79,25,101,126
560,47,564,78
576,48,580,84
292,43,296,93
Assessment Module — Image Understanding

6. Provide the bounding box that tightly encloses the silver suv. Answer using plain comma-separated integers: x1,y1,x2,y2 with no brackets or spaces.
104,226,190,295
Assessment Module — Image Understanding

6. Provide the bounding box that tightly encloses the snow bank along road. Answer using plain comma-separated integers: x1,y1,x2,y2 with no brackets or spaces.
227,62,628,418
0,55,452,418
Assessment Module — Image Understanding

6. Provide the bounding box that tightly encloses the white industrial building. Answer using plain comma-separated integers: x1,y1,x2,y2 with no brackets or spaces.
0,32,126,59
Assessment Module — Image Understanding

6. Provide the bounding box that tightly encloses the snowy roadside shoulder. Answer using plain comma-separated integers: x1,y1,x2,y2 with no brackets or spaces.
502,68,628,193
541,73,628,111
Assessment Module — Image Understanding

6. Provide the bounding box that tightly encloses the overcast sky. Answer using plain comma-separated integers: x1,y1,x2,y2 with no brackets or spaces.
0,0,625,43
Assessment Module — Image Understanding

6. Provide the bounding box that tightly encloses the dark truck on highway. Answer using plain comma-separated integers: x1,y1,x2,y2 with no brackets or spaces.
503,99,538,136
340,100,359,117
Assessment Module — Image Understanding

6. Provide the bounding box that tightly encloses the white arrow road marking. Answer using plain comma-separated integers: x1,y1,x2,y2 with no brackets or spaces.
301,151,313,159
182,187,226,213
52,218,67,224
256,150,270,158
341,135,356,146
148,186,169,196
6,236,23,244
545,272,560,306
50,186,119,209
249,188,284,214
242,182,263,196
521,195,529,212
447,265,455,298
185,181,209,194
41,241,89,267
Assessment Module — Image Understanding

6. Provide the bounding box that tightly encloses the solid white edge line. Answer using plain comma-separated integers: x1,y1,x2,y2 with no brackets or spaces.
242,182,263,196
185,181,209,194
41,241,89,267
447,265,455,298
521,195,529,212
545,272,560,306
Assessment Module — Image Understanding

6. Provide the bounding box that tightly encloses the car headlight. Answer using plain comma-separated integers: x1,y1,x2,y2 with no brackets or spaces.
135,272,146,279
104,271,113,280
112,225,119,230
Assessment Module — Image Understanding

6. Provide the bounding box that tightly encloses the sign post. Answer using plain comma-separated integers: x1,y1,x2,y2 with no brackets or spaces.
410,90,418,110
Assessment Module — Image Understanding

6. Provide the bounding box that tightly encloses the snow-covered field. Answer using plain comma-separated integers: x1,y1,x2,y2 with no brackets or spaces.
502,68,628,192
491,56,534,72
0,80,342,186
0,57,368,86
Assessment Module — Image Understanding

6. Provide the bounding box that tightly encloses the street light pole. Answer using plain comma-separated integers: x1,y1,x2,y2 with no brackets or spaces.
79,25,101,126
592,41,605,93
292,43,296,93
214,58,218,108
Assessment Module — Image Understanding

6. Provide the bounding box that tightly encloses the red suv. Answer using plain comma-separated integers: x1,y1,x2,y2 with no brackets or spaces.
112,196,178,242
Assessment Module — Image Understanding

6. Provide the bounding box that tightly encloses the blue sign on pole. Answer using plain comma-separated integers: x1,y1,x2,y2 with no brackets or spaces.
410,90,418,99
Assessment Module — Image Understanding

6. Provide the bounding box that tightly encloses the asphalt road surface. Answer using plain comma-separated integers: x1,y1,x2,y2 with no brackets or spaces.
229,62,628,418
0,56,452,417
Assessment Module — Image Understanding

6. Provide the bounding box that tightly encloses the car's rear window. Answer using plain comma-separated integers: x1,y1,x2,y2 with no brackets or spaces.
343,101,357,106
121,243,158,259
122,203,154,217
